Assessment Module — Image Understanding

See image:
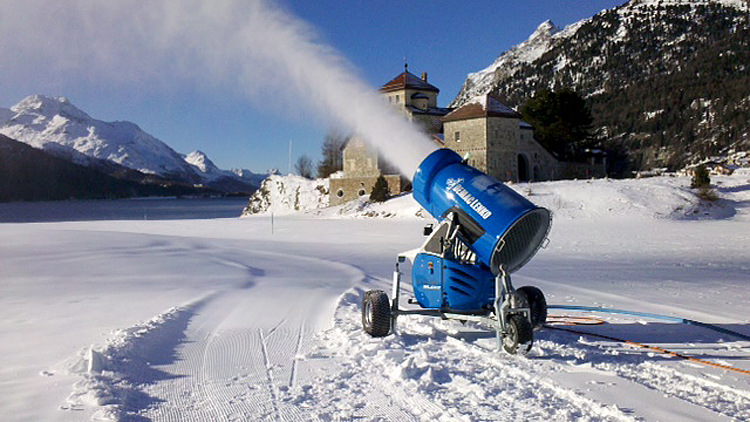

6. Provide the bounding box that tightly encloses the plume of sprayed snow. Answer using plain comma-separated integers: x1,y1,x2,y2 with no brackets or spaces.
0,0,437,178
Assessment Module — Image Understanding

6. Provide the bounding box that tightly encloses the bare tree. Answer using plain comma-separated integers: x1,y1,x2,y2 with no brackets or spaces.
295,155,314,179
317,130,348,178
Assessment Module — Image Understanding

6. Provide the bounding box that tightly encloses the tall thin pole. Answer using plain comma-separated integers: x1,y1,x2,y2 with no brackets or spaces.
288,139,292,175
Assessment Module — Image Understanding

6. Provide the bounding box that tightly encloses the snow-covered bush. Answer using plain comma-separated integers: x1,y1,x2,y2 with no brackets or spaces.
242,174,328,215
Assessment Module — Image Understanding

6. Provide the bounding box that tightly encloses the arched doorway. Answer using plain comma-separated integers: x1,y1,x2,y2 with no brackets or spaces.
517,154,530,182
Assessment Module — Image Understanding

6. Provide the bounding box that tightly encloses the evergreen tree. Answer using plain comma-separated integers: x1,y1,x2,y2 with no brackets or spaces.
691,164,710,188
369,175,390,203
521,89,594,160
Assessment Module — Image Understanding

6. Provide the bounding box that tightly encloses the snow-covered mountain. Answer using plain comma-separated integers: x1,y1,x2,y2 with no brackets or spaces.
0,95,263,193
451,0,750,172
184,150,266,193
451,20,575,107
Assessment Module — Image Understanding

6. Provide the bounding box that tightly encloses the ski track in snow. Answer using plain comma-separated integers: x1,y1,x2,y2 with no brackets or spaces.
58,246,750,421
135,250,368,422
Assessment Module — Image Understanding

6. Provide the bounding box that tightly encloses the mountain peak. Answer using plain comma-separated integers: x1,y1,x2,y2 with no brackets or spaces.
12,95,91,122
532,20,560,39
184,150,222,175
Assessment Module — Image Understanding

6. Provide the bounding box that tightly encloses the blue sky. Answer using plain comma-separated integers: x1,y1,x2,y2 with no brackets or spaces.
0,1,625,173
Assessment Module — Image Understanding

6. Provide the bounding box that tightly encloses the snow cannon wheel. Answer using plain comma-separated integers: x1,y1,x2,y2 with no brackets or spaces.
517,286,547,329
503,314,533,355
362,290,391,337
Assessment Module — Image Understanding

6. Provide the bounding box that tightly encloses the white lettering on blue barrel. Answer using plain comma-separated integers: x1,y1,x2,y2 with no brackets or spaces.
446,178,493,220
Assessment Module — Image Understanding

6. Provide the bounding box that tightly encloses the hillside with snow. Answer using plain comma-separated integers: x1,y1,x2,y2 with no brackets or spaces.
452,0,750,171
0,95,263,194
1,172,749,421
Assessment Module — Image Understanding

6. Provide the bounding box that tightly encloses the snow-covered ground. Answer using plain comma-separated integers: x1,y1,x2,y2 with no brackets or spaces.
1,173,749,421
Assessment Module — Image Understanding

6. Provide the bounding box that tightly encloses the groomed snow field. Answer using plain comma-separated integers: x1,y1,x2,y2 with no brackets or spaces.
1,173,749,421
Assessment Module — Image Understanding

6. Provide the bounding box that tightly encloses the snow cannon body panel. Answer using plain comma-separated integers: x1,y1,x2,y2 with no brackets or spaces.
412,253,495,311
412,148,551,275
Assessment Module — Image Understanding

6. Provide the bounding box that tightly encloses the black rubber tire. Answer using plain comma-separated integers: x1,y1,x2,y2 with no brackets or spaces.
362,290,391,337
503,314,533,355
517,286,547,329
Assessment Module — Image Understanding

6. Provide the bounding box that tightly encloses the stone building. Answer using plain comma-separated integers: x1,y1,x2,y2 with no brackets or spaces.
442,93,559,182
329,68,605,206
379,67,452,134
330,66,451,206
330,136,402,205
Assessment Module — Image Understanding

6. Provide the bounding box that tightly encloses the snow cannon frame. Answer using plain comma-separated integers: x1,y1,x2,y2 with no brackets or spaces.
362,149,552,354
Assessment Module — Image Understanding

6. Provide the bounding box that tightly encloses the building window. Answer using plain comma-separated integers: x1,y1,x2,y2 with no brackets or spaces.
395,95,400,103
358,189,366,196
336,189,344,198
455,131,461,143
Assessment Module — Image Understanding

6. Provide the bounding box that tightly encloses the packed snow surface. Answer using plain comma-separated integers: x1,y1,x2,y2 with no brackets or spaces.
1,173,749,421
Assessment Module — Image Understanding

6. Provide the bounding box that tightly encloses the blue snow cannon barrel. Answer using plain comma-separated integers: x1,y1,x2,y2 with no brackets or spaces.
413,148,551,274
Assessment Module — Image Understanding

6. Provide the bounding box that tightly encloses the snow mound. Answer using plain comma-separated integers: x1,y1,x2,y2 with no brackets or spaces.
63,300,206,420
242,175,329,215
242,172,740,221
510,176,728,220
242,173,428,219
312,194,429,219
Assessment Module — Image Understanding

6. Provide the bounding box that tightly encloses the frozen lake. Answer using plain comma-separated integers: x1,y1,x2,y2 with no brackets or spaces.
0,197,250,223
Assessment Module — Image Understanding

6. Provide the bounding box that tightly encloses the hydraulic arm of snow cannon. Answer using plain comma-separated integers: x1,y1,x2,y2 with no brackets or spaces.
410,148,552,351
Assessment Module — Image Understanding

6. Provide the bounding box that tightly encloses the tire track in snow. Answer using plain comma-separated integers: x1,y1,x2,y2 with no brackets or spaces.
536,330,750,420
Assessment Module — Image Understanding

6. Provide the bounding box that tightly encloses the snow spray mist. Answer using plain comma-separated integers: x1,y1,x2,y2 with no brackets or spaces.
1,0,437,178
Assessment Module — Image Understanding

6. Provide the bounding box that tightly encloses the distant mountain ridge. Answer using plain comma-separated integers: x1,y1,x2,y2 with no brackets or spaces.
0,134,219,202
452,0,750,172
0,95,264,193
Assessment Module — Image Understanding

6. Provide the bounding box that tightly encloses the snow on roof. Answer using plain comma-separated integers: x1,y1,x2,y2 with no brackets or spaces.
443,93,520,122
405,105,452,116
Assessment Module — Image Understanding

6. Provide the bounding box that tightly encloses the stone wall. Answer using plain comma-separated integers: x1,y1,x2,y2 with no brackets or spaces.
343,137,380,178
445,116,565,182
329,175,401,206
443,118,488,172
517,127,559,181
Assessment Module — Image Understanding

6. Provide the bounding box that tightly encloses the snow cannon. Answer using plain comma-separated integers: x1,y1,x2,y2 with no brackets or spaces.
412,148,551,274
362,148,552,354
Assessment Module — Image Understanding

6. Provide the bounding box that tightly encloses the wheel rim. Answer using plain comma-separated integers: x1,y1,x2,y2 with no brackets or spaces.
364,299,373,328
503,319,518,351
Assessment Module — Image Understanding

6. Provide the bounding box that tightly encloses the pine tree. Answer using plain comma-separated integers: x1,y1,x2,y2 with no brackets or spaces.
369,175,390,203
521,89,594,160
691,164,710,188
